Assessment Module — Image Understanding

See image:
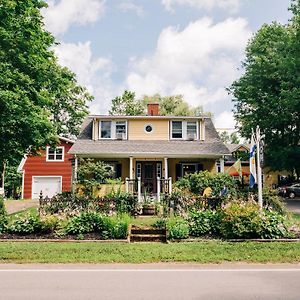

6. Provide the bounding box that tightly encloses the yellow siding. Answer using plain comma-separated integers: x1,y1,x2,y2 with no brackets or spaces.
263,168,292,187
128,119,169,140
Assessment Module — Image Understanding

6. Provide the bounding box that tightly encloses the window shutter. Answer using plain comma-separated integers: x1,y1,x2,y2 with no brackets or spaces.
175,164,182,180
116,163,122,179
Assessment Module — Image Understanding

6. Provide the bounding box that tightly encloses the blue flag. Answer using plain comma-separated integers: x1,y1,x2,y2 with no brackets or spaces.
249,134,257,188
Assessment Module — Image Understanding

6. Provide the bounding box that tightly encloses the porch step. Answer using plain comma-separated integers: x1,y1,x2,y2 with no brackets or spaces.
129,225,167,243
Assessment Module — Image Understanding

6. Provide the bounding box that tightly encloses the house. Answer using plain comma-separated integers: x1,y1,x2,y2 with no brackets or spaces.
69,104,230,199
18,137,74,199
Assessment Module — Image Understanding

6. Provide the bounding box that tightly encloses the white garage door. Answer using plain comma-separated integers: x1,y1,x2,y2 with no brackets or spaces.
32,177,62,199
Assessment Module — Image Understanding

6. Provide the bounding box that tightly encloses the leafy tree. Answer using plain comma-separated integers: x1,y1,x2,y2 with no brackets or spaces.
109,90,144,116
0,1,92,188
77,159,114,196
228,0,300,177
219,131,240,144
109,91,211,117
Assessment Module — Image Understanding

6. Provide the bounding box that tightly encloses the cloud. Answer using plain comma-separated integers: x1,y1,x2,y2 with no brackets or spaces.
125,17,251,115
43,0,106,36
214,111,235,129
162,0,240,12
54,41,116,113
117,2,145,17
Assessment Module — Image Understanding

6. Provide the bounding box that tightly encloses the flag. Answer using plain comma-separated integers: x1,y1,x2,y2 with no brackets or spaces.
249,133,257,188
232,159,242,178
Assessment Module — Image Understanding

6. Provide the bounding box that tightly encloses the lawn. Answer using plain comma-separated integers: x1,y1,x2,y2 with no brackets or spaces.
0,241,300,264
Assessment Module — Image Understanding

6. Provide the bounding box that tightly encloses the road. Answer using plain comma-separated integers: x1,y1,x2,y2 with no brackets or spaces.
1,264,300,300
284,198,300,214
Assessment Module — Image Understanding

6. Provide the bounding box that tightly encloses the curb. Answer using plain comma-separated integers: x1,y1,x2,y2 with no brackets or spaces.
169,238,300,243
0,239,129,243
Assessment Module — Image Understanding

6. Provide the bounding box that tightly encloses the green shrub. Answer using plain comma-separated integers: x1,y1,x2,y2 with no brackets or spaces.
154,218,166,229
188,210,221,237
263,189,286,214
8,214,42,235
40,215,61,233
113,192,138,215
103,214,131,239
175,171,237,197
219,201,290,239
167,217,189,239
0,196,7,233
65,212,104,235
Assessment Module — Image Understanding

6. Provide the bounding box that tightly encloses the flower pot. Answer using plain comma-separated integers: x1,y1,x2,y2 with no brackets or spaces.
143,205,156,215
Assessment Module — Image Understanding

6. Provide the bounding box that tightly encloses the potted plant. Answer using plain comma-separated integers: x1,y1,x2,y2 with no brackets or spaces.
142,201,156,215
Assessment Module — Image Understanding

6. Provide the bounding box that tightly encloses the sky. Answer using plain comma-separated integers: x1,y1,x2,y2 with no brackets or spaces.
42,0,292,129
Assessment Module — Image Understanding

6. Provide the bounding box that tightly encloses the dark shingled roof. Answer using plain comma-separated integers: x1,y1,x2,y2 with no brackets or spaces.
69,117,230,157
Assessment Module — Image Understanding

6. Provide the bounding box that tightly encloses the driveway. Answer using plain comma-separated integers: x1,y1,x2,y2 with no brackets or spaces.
284,198,300,214
4,199,39,215
0,264,299,300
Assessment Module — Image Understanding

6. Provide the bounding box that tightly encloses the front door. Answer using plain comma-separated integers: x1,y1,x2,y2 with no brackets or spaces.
136,161,162,194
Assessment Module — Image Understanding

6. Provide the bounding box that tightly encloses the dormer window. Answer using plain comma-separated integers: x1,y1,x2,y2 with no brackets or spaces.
170,120,198,140
99,120,127,140
46,146,64,162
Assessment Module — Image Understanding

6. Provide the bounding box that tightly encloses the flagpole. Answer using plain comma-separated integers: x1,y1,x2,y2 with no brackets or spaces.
255,126,263,209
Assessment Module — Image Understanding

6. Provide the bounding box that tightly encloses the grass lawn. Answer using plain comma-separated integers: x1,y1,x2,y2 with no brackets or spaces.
0,241,300,264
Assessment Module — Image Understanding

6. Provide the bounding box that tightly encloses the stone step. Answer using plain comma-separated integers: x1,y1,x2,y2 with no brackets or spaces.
130,234,167,243
131,228,165,235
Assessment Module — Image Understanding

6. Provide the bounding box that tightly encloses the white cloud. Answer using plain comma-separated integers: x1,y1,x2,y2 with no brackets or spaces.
43,0,106,36
125,17,251,113
54,41,116,113
214,111,235,129
117,2,145,17
162,0,240,12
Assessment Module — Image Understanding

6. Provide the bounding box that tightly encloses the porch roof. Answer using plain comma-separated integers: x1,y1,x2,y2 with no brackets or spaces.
69,139,229,158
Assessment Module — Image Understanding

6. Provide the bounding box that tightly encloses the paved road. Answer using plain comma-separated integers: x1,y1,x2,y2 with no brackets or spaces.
284,198,300,214
1,264,300,300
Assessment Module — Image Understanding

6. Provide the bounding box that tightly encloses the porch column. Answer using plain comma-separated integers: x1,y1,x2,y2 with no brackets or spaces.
220,157,225,173
72,155,78,194
129,156,133,179
164,157,168,179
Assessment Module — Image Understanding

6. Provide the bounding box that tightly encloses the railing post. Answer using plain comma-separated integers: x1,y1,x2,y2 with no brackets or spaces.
168,177,172,194
125,177,129,193
137,177,142,202
157,177,160,202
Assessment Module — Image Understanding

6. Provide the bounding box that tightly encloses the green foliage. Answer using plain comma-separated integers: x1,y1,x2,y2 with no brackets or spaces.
8,213,42,235
3,164,22,198
65,212,130,239
219,131,240,144
0,196,8,233
188,210,221,237
263,188,287,214
0,0,91,171
113,192,138,215
219,201,290,239
109,90,144,116
175,171,237,197
40,215,61,233
77,159,114,196
166,217,189,239
228,0,300,177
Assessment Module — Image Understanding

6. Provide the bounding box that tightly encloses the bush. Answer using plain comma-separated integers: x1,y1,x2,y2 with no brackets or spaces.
219,201,290,239
188,210,221,237
65,212,130,239
40,215,61,233
175,171,237,197
65,211,105,235
114,192,138,215
8,213,42,235
263,189,286,214
0,196,7,233
166,217,189,240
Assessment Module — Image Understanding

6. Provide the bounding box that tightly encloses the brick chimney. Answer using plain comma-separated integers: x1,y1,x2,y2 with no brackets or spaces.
147,103,159,116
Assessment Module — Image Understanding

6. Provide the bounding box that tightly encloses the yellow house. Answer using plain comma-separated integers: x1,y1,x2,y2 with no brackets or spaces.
69,104,230,199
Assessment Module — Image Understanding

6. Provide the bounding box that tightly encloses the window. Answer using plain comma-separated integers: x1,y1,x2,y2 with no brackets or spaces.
182,163,197,176
145,124,153,133
171,120,198,140
172,121,183,138
101,121,111,138
99,120,127,139
46,147,64,162
187,122,197,138
156,163,162,178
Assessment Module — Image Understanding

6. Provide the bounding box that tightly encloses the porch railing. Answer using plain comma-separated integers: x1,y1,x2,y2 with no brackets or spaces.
125,177,172,202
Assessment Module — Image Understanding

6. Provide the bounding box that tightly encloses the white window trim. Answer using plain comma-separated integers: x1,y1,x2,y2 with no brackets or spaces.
99,120,128,140
170,120,199,140
46,146,64,162
144,124,154,134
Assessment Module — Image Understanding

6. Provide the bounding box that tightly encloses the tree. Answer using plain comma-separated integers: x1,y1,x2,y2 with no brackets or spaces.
228,0,300,177
0,1,92,183
109,91,211,117
219,131,240,144
109,90,144,116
